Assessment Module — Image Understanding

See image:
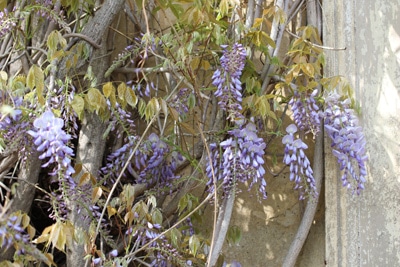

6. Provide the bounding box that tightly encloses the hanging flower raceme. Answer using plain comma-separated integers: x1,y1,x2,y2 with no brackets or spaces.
27,110,75,187
102,133,182,192
137,133,182,190
289,89,321,136
323,93,367,194
212,43,247,124
206,122,267,199
0,8,16,39
282,124,317,199
0,97,30,151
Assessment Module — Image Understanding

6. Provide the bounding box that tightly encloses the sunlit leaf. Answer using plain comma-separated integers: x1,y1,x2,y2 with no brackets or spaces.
70,95,85,119
190,56,200,70
121,184,135,209
107,205,117,219
48,222,62,250
138,98,146,118
86,88,107,115
152,209,163,225
92,187,103,203
124,211,134,226
21,213,30,228
125,87,138,108
301,63,315,77
252,17,264,29
145,98,160,122
27,65,45,105
72,163,82,177
103,82,115,98
0,70,7,82
27,225,36,240
117,82,127,107
78,172,91,186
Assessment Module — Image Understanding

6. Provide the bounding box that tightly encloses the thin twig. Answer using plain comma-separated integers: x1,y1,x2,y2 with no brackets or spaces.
94,115,157,239
63,33,102,49
260,0,291,94
285,29,346,50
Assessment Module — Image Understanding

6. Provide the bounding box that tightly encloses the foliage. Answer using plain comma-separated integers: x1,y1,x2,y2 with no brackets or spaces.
0,0,367,266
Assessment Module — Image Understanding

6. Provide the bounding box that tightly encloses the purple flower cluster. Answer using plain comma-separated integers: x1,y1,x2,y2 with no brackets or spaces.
133,81,155,98
101,135,137,182
0,214,30,254
0,97,29,150
27,110,75,187
212,43,247,124
206,122,267,199
126,221,184,266
136,133,182,190
0,8,16,39
323,93,367,194
289,89,321,136
106,99,135,138
102,133,182,192
168,88,190,116
92,249,119,266
282,124,317,199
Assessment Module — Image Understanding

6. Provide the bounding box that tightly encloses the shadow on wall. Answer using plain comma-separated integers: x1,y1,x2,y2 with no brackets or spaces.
359,2,400,263
217,123,325,266
324,0,400,264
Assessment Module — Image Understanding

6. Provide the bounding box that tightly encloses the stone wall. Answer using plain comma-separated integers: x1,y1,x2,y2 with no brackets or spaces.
324,1,400,266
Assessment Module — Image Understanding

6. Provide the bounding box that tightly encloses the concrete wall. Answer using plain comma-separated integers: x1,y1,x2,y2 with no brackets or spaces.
324,1,400,266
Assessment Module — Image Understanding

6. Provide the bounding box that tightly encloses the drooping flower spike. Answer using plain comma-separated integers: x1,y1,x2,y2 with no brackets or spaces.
212,43,247,124
323,93,367,194
282,124,317,199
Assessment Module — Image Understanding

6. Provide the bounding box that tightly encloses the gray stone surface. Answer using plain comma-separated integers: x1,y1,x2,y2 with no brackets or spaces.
324,1,400,266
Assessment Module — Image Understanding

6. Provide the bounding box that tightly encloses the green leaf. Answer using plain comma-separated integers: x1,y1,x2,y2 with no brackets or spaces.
86,88,107,115
226,225,242,245
103,82,115,98
178,195,188,215
47,30,67,51
117,82,127,108
145,98,160,122
169,228,182,248
121,184,135,209
152,209,163,225
27,65,45,105
0,70,7,82
189,235,200,256
252,17,264,29
70,95,85,120
0,0,7,10
187,93,196,109
301,63,315,77
125,87,138,108
138,98,146,118
219,0,229,17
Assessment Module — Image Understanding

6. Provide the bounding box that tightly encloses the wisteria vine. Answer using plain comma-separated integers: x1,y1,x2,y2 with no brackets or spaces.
0,1,372,264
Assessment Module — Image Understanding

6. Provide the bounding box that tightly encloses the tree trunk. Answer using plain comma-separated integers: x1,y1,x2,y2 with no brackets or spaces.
65,1,125,266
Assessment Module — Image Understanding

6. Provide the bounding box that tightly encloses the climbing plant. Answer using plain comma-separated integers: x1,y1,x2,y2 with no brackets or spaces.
0,0,367,266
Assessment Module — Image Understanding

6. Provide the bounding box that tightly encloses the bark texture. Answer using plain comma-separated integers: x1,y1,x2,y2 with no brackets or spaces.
65,1,125,266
